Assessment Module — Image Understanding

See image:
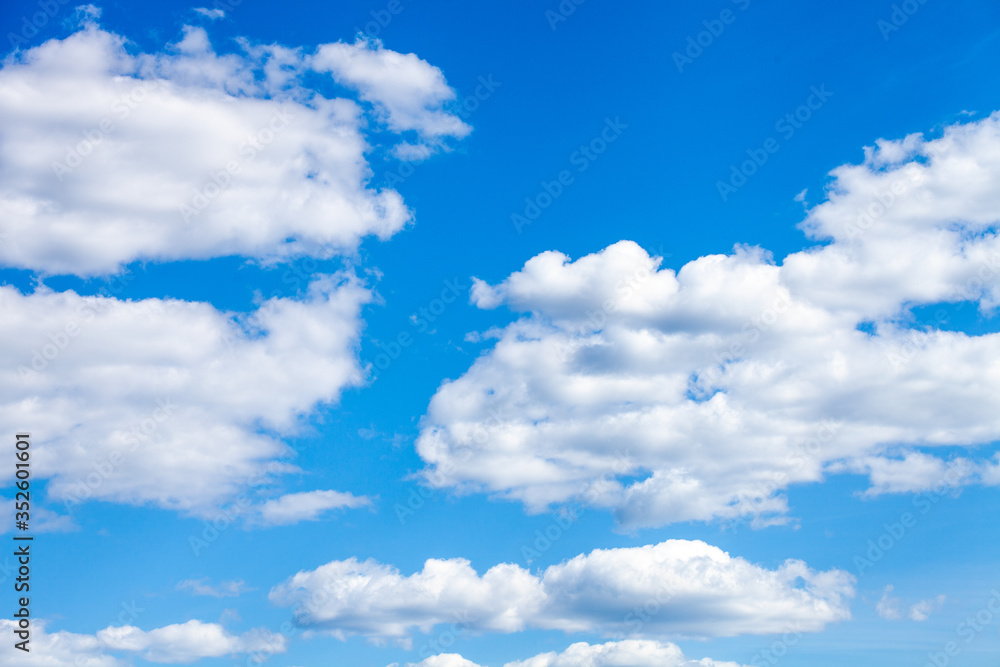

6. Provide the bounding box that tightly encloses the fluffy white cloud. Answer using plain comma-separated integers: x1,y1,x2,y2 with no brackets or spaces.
258,489,372,526
270,539,852,643
313,38,471,154
416,113,1000,528
97,620,285,663
0,275,371,515
396,640,747,667
0,619,282,665
0,21,467,275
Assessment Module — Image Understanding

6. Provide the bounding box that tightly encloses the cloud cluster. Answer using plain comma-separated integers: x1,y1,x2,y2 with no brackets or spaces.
395,640,747,667
416,113,1000,528
269,539,853,642
0,275,370,515
875,585,945,621
0,22,468,275
0,618,284,665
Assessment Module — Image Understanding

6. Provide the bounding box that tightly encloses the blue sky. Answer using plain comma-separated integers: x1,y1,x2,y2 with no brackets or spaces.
1,1,1000,666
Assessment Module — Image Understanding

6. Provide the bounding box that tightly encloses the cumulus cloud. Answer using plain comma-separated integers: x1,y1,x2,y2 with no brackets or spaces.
415,113,1000,529
269,539,852,643
257,489,372,526
0,618,283,665
0,21,468,275
395,640,747,667
0,275,371,515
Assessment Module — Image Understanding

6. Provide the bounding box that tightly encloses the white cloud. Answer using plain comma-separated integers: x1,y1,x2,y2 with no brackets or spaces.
193,7,226,19
0,618,282,665
97,620,285,663
258,489,372,526
876,585,902,620
0,275,371,516
831,453,975,496
177,578,251,598
0,22,468,275
416,113,1000,529
395,640,748,667
313,37,471,155
270,539,853,643
909,595,945,621
875,585,944,621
